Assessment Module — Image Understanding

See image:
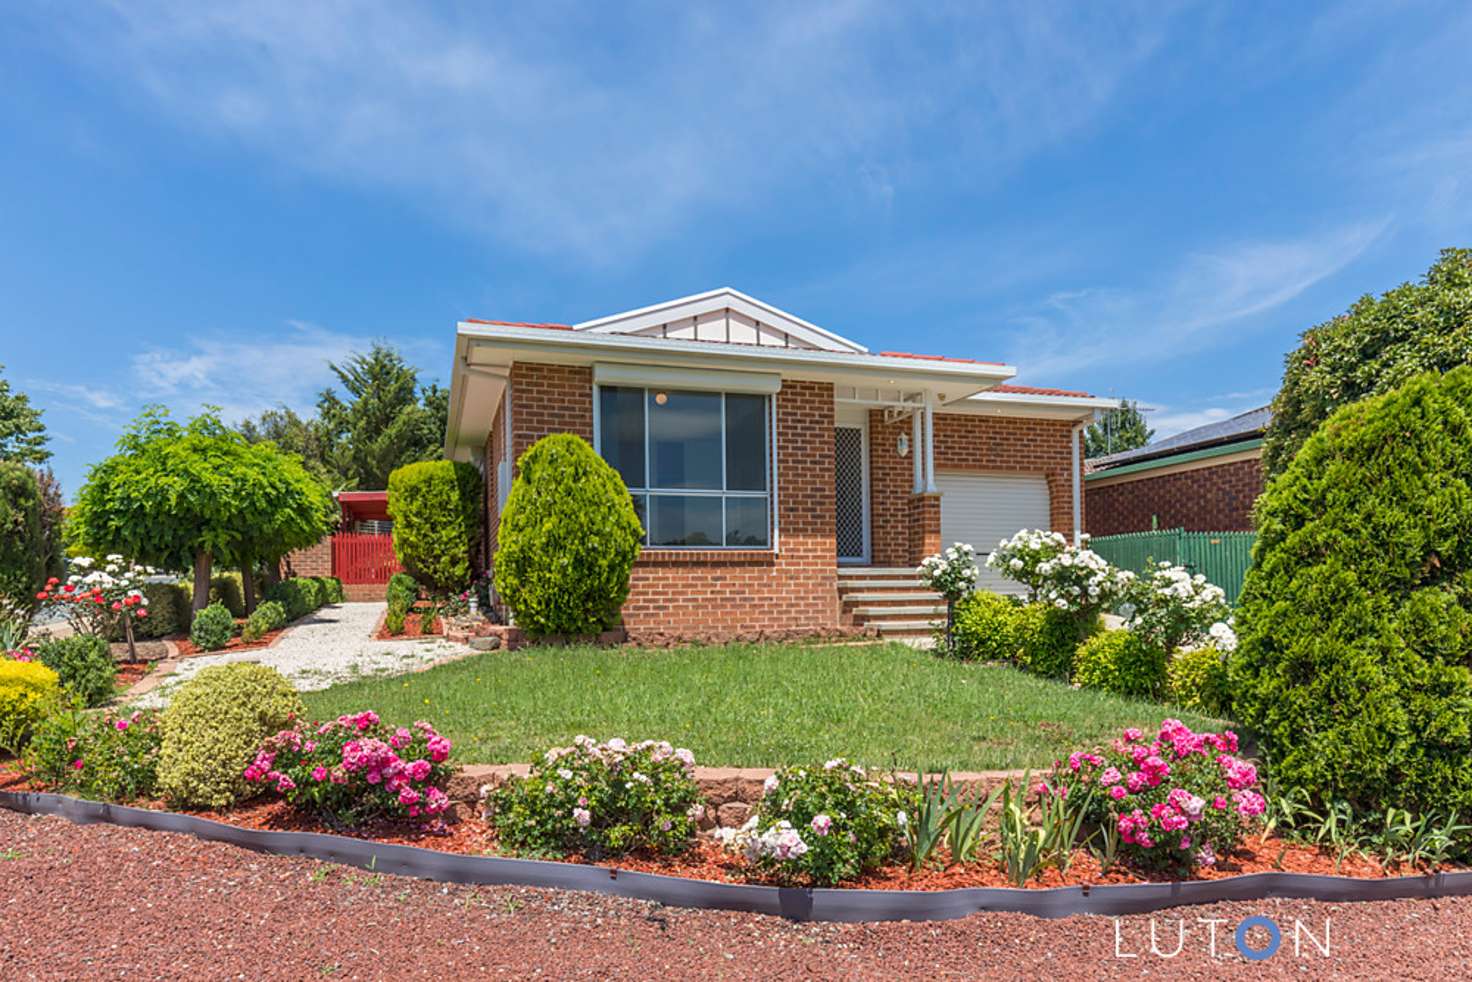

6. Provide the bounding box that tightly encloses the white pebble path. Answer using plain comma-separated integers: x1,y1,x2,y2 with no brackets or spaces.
130,602,468,708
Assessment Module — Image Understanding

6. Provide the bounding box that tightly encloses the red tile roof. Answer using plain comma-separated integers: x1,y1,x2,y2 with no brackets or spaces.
463,318,573,330
990,383,1095,398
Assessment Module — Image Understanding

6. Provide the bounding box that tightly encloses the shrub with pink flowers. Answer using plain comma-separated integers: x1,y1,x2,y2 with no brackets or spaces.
23,705,162,803
485,736,702,859
245,710,454,828
717,760,919,886
1050,719,1264,871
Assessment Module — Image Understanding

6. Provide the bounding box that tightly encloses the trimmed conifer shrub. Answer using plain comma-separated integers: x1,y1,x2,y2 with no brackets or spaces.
1232,365,1472,813
387,460,483,595
494,434,643,637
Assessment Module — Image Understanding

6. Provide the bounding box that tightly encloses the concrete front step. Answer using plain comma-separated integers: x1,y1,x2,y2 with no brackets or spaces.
873,620,941,636
839,591,943,603
836,578,931,590
852,605,947,618
837,566,919,579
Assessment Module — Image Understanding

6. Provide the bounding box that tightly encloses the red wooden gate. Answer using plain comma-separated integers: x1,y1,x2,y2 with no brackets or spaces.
331,533,402,584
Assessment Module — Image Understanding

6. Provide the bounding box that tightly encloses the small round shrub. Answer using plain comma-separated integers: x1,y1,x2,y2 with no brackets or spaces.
1015,603,1096,680
0,659,61,748
157,663,304,808
495,434,643,638
488,736,701,859
33,635,115,707
720,760,919,886
387,460,483,594
948,590,1025,662
241,599,287,643
189,602,235,651
1072,629,1167,698
319,576,345,604
1233,365,1472,813
1167,644,1232,716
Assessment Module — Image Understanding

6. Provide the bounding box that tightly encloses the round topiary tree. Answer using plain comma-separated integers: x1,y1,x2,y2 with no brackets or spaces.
1232,364,1472,813
387,460,483,595
494,434,643,638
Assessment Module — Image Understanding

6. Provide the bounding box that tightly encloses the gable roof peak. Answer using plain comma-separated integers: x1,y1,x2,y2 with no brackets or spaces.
572,288,868,353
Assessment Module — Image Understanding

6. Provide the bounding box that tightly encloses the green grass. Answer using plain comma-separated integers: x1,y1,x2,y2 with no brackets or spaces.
301,642,1230,771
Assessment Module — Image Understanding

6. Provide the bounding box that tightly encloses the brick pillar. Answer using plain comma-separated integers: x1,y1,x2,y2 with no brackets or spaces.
907,492,941,564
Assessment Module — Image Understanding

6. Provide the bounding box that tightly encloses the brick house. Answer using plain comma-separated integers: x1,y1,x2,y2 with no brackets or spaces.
444,289,1115,641
1084,407,1269,537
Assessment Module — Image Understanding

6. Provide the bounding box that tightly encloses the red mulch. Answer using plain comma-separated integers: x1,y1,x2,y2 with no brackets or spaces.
171,624,289,657
374,612,443,640
113,661,152,688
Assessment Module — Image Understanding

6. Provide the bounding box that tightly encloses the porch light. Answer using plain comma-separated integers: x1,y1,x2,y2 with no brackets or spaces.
897,434,910,457
654,391,669,405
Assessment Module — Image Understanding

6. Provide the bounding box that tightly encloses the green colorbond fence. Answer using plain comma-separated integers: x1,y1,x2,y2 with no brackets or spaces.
1088,528,1256,605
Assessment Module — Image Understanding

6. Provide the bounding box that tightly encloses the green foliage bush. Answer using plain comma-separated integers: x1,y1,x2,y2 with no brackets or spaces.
494,435,643,637
0,462,58,626
189,602,235,651
241,600,287,643
1167,645,1232,716
298,577,324,612
384,605,407,635
386,571,418,611
263,577,322,622
208,573,247,618
33,635,115,707
1233,365,1472,813
24,706,162,802
110,581,191,641
1071,629,1166,698
947,591,1026,662
1265,248,1472,477
387,460,483,594
1014,603,1096,680
0,659,61,749
319,576,345,604
157,663,304,808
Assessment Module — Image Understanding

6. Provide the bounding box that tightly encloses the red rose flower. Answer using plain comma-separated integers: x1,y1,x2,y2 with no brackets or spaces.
35,591,48,600
137,609,149,618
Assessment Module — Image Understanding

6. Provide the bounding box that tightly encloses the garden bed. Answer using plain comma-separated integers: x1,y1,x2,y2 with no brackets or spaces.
374,610,443,640
2,777,1469,923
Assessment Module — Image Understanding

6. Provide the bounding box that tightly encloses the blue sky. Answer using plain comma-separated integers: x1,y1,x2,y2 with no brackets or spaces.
4,1,1470,496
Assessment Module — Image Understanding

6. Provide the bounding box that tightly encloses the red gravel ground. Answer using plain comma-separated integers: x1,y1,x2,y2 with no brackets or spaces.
3,809,1471,980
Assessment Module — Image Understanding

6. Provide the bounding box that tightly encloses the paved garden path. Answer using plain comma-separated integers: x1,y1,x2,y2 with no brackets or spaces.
130,602,468,708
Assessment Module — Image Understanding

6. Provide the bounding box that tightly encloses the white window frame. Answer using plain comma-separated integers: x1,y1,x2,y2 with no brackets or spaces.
592,383,775,550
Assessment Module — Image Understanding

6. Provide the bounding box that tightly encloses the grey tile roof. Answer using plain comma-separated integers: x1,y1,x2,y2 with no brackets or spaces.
1091,406,1271,470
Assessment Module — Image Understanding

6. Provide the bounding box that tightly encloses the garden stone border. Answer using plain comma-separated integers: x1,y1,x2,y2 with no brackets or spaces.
6,789,1472,923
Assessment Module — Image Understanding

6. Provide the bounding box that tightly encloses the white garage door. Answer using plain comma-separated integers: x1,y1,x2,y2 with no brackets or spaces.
937,472,1051,595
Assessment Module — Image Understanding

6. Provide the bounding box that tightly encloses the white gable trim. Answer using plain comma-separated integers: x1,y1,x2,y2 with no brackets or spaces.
573,288,869,354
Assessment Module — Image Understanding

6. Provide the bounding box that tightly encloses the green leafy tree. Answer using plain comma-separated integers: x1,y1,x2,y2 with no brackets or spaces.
70,407,334,614
1233,365,1472,813
239,405,345,490
1264,247,1472,477
1084,400,1154,458
386,460,482,595
0,363,50,465
0,463,64,627
316,344,446,489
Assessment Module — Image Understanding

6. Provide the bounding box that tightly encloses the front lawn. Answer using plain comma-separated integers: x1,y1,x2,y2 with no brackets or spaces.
301,642,1229,770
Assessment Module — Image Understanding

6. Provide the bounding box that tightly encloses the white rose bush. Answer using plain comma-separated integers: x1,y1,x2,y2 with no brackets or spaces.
917,543,980,651
986,530,1134,622
1125,561,1232,654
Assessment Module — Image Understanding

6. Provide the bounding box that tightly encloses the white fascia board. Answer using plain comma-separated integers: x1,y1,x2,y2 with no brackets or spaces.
457,321,1015,390
956,389,1120,422
571,287,869,354
593,362,782,395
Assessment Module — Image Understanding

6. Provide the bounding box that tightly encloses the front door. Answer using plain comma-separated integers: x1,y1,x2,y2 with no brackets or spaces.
834,425,869,563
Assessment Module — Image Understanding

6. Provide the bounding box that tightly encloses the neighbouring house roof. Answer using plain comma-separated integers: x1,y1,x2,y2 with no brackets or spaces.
1089,406,1271,473
443,290,1118,459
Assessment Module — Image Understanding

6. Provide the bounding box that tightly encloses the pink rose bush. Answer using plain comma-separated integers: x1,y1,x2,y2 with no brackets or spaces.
717,759,919,886
245,710,453,827
485,736,702,859
1050,719,1264,870
23,706,162,803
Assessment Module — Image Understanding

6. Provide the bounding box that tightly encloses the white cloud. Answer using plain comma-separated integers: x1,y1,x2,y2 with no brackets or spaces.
43,1,1180,260
1001,221,1387,381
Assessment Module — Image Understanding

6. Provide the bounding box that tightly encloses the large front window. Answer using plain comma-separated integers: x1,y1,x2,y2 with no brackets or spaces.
597,386,771,548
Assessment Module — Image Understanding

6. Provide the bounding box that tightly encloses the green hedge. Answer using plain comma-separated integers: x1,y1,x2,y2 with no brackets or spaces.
1015,604,1096,680
241,599,287,643
208,573,247,619
1072,629,1166,699
109,581,191,641
387,460,483,594
948,591,1026,662
262,577,325,622
319,576,344,604
1233,365,1472,813
1167,645,1232,716
494,435,643,637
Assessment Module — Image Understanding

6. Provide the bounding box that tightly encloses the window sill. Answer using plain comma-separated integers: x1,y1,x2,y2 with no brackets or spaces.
636,549,778,565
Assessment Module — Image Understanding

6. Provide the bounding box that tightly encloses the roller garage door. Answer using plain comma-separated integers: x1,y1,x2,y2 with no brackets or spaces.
937,471,1051,595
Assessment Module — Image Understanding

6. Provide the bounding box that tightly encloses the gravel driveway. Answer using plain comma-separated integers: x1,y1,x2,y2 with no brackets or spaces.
131,602,467,708
2,809,1470,980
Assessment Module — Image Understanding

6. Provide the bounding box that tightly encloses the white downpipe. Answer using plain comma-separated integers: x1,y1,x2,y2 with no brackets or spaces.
911,409,923,493
1071,421,1085,546
770,393,781,553
923,397,936,493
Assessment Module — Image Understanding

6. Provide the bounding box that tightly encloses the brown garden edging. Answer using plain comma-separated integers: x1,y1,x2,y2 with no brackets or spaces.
6,788,1472,923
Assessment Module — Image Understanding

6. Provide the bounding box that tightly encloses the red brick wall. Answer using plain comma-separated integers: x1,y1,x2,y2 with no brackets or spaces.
621,379,839,642
510,362,594,460
906,493,941,565
868,411,1078,566
1085,455,1263,536
483,394,506,565
284,539,332,578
